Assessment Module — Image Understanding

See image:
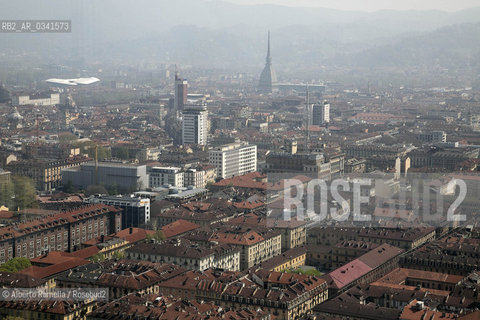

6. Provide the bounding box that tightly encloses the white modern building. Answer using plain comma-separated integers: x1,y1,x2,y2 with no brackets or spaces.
184,168,206,188
12,92,60,106
312,101,330,125
149,167,184,188
182,104,208,145
209,142,257,179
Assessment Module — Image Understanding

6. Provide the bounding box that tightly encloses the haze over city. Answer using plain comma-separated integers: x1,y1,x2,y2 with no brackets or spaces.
1,1,480,319
225,0,480,12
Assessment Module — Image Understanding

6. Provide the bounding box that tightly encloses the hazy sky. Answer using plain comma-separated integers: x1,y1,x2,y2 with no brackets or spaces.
224,0,480,12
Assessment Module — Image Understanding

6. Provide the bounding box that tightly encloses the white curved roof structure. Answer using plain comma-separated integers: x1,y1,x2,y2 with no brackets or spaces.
46,77,100,86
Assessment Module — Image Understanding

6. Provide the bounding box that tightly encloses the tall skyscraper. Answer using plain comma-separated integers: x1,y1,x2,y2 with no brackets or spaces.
258,31,277,94
312,101,330,125
182,104,208,145
174,73,188,112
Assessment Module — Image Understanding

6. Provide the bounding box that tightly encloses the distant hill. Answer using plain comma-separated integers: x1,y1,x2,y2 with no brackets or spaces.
346,23,480,68
1,0,480,74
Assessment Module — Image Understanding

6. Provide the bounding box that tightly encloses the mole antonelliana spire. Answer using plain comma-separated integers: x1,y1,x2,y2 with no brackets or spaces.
258,30,277,94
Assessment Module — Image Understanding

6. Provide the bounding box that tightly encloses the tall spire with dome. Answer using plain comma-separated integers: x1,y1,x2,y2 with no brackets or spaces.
258,30,277,94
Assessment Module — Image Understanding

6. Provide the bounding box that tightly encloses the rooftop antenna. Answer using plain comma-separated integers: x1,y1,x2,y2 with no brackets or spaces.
266,30,271,65
95,145,98,185
305,85,310,153
36,114,40,145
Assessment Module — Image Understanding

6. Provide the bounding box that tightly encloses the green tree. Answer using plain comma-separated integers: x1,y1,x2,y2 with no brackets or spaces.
107,183,119,195
112,146,129,160
112,251,125,259
205,181,214,190
0,181,14,208
74,141,111,161
0,257,31,273
91,253,106,263
146,230,166,243
12,176,37,210
63,180,76,193
58,133,77,144
97,146,111,160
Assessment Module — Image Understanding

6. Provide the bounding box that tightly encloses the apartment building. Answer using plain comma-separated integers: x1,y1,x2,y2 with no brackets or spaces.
84,195,150,229
0,204,121,264
6,156,90,191
126,239,241,271
209,142,257,179
12,91,60,106
207,224,282,270
182,104,208,145
56,260,185,300
148,166,184,188
229,213,307,251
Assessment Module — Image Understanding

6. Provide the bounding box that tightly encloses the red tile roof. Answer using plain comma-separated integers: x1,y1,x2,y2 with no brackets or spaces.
232,201,265,210
114,227,156,243
323,259,372,290
400,299,457,320
213,172,268,190
20,258,90,279
69,245,101,259
209,230,265,246
161,220,200,238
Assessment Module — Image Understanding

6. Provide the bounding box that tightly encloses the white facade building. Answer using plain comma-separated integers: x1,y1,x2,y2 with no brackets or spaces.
209,142,257,179
184,168,206,188
149,167,184,188
12,92,60,106
182,105,208,145
312,101,330,125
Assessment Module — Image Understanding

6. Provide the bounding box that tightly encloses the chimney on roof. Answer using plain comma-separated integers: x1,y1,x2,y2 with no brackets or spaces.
415,301,425,310
129,227,133,234
101,235,105,243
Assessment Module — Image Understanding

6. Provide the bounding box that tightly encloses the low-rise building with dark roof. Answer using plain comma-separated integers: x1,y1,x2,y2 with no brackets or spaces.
0,204,121,264
87,293,272,320
313,291,402,320
0,271,47,289
55,259,186,300
308,226,435,251
0,299,96,320
155,268,328,320
125,238,241,271
400,236,480,276
153,199,241,227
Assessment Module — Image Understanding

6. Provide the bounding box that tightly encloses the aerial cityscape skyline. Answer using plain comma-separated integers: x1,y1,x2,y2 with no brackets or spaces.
0,1,480,319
